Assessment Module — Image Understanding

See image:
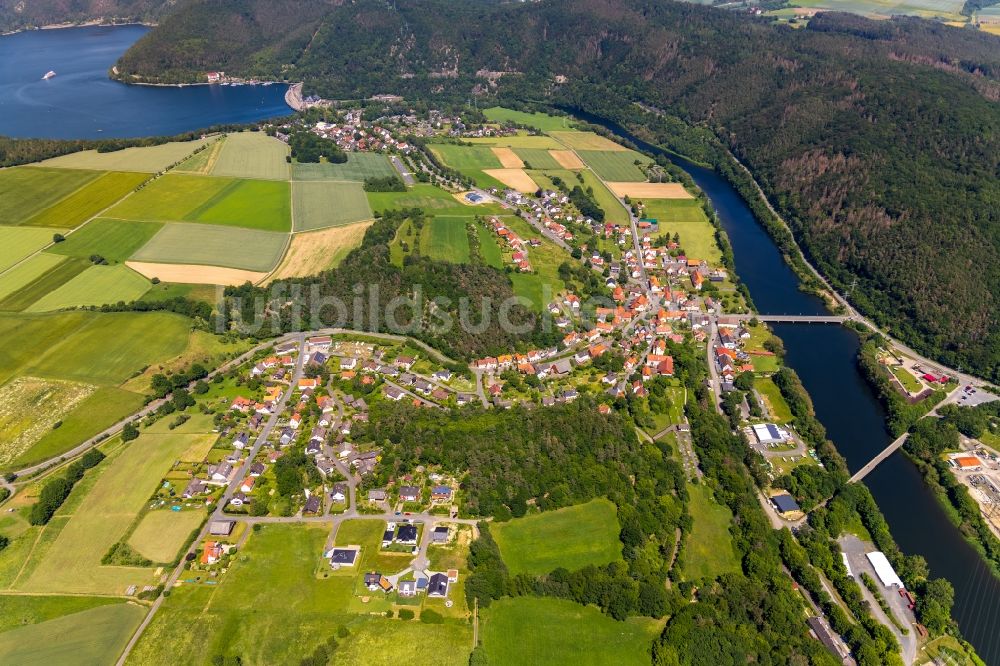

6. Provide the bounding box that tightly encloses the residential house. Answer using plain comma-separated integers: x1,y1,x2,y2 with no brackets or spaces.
368,489,388,502
427,572,449,597
399,486,421,502
303,494,322,515
330,483,348,503
232,432,250,450
431,525,450,543
396,524,418,545
431,486,452,502
201,541,224,565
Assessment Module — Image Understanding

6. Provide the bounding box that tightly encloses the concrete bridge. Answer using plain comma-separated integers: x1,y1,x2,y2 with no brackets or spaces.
729,314,850,324
848,432,909,483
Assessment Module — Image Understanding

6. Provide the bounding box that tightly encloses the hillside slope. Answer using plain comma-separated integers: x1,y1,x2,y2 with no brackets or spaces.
116,0,1000,379
0,0,174,31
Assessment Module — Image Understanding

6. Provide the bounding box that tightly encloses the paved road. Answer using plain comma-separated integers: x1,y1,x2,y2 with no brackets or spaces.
390,155,416,186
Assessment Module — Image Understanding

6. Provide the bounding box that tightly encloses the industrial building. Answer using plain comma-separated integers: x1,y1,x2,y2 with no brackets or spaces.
866,551,904,589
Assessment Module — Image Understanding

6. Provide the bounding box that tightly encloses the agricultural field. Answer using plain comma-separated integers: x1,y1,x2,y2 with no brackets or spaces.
681,483,740,581
577,170,629,224
0,259,91,312
480,597,661,666
48,218,163,263
474,221,504,269
482,168,538,193
644,198,721,263
209,131,290,180
174,137,224,174
0,594,121,632
23,172,150,229
0,601,146,666
292,181,372,231
18,430,210,594
107,174,291,232
39,138,212,173
0,254,66,302
607,182,692,199
367,184,504,217
491,146,525,168
421,217,471,263
0,167,100,225
789,0,964,19
512,148,561,170
127,262,266,286
0,377,95,466
268,221,372,282
128,510,206,563
491,499,622,575
429,144,502,171
577,150,649,182
0,226,61,272
131,222,288,272
548,131,627,151
549,150,585,169
25,264,151,312
332,618,472,666
291,153,396,182
483,107,578,131
465,134,565,149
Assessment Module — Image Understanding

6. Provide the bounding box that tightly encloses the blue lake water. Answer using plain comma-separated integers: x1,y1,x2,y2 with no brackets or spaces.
0,25,290,139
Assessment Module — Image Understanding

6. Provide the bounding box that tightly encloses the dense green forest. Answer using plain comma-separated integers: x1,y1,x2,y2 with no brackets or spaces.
117,0,1000,380
0,0,171,31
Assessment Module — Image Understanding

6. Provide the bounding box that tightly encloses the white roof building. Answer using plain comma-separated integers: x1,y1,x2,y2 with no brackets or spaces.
841,552,852,578
752,423,787,445
866,551,904,589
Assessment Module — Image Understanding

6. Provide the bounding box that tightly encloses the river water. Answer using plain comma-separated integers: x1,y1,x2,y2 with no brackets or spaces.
0,25,290,139
571,114,1000,662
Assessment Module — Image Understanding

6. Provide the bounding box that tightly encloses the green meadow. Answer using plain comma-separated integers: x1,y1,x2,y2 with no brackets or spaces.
38,138,212,173
474,221,504,268
292,181,372,231
428,144,502,171
0,226,61,272
48,218,163,263
132,222,288,272
577,150,649,182
367,184,504,217
644,198,720,263
0,167,100,225
292,153,397,182
483,107,578,131
680,484,740,582
25,265,150,312
421,216,471,263
209,131,290,181
513,148,561,170
491,499,623,575
23,171,150,228
0,254,66,302
0,258,91,312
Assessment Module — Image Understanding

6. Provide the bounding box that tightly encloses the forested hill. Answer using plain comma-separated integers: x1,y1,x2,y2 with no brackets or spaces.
0,0,173,31
116,0,1000,379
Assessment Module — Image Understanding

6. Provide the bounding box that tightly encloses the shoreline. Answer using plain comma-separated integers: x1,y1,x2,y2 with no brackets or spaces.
2,19,155,37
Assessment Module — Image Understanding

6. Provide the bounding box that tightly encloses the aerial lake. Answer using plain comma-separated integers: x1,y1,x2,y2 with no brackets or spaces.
0,24,291,139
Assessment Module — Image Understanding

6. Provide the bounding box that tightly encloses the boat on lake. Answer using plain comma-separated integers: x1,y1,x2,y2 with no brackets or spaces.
42,70,56,80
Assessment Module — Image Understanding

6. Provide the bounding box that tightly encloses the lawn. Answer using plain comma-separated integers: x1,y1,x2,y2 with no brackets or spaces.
128,509,207,563
209,131,290,181
421,216,471,263
367,184,505,217
428,144,503,171
108,174,291,232
0,258,91,312
577,150,649,181
0,377,96,467
890,364,923,393
48,218,163,263
0,226,63,272
23,172,150,228
0,254,65,301
0,602,145,666
25,264,151,312
483,107,578,132
491,499,622,575
0,167,100,225
292,181,372,231
131,222,288,272
680,483,740,581
756,377,793,423
39,138,212,172
292,153,397,182
644,198,721,263
512,148,562,170
474,221,504,268
19,430,210,594
480,597,661,666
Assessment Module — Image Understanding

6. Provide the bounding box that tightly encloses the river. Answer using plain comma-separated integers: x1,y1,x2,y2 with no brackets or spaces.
573,112,1000,663
0,25,290,139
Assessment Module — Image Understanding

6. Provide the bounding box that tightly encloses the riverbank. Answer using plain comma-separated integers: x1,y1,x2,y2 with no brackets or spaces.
285,82,305,111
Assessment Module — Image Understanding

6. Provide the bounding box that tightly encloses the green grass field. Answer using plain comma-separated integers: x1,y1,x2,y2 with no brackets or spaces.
0,227,60,272
577,150,649,181
108,174,291,232
26,264,150,312
335,519,413,575
131,222,287,272
39,138,212,173
474,221,504,268
644,199,721,263
23,172,150,229
428,144,502,170
500,215,567,310
291,153,397,182
128,509,206,563
465,135,566,149
0,254,66,301
292,181,372,231
421,217,471,263
792,0,963,19
481,597,660,666
0,258,91,312
367,184,505,217
20,430,209,594
491,499,622,575
0,167,100,226
0,602,145,666
512,148,561,170
483,107,578,132
209,132,290,181
0,594,121,632
48,218,163,263
681,484,740,581
578,169,630,225
756,377,793,423
174,137,224,174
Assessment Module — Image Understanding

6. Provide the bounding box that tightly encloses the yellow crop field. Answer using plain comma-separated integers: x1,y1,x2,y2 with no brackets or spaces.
491,147,525,168
482,168,539,193
606,182,694,199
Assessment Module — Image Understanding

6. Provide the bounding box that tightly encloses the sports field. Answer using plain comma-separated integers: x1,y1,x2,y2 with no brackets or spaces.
108,174,291,232
267,221,372,282
20,430,211,594
491,499,622,575
483,107,577,131
549,131,627,151
491,146,525,168
209,132,290,180
0,227,60,272
607,182,693,199
0,254,65,302
421,217,471,263
512,148,561,170
23,172,150,228
0,602,146,666
482,168,538,193
291,153,397,182
0,259,91,312
127,261,266,286
131,222,288,272
129,510,206,563
39,138,212,172
481,597,660,666
48,218,162,263
0,167,100,225
681,484,740,581
26,265,150,312
292,181,372,231
429,144,502,170
578,150,649,181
